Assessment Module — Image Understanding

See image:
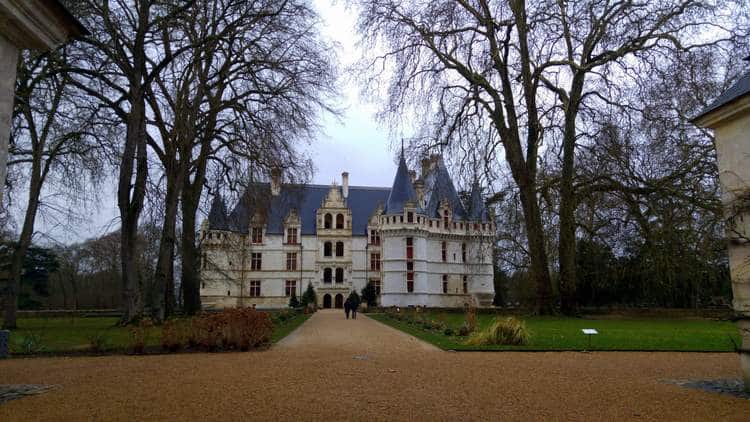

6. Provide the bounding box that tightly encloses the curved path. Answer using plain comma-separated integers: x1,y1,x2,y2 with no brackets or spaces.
1,311,749,420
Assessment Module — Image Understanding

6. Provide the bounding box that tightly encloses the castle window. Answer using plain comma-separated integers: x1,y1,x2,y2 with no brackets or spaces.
202,252,207,269
286,252,297,271
251,227,263,244
208,232,212,239
324,213,332,229
441,241,447,262
474,223,479,230
370,279,381,295
482,223,487,230
335,267,344,283
286,227,298,244
443,209,449,227
407,212,413,223
324,241,332,257
335,241,344,257
406,271,414,292
370,253,381,271
462,243,467,262
442,274,448,294
453,222,457,229
406,237,413,259
463,275,468,294
285,280,296,297
400,215,403,223
336,213,344,229
323,268,332,283
370,230,380,245
228,290,231,296
250,253,262,271
429,220,433,228
249,280,261,297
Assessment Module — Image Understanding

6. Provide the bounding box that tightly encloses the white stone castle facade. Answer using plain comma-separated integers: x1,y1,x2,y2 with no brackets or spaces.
199,154,495,309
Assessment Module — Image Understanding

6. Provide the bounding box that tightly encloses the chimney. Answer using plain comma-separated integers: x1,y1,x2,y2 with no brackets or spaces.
341,171,349,199
270,168,281,196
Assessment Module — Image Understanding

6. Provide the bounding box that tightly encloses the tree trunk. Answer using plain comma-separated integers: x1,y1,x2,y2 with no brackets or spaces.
558,74,585,316
517,179,554,314
180,184,201,315
2,145,44,329
151,166,181,322
118,86,149,325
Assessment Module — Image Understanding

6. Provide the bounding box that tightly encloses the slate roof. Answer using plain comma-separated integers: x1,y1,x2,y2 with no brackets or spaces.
207,195,230,231
207,155,487,235
384,155,418,215
466,182,489,221
693,65,750,121
421,158,467,219
209,183,390,236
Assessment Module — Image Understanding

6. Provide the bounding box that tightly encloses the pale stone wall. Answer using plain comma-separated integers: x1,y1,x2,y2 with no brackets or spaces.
695,93,750,390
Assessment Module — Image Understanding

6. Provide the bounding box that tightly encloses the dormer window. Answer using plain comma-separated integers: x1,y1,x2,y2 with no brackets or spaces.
251,227,263,244
407,211,414,223
443,209,449,228
286,227,298,244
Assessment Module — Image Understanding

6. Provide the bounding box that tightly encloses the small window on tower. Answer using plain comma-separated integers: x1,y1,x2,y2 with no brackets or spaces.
407,212,413,223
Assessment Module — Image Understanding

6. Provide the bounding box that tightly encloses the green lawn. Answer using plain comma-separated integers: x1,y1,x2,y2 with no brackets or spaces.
2,313,310,355
369,312,741,352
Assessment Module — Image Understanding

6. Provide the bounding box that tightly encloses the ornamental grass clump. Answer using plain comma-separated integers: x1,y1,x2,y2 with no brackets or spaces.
465,317,530,346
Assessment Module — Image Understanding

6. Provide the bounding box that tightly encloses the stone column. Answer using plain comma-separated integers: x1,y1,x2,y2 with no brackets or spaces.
693,71,750,391
0,34,19,205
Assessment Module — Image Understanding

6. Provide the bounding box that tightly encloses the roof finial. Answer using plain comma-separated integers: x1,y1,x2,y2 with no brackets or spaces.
400,138,405,158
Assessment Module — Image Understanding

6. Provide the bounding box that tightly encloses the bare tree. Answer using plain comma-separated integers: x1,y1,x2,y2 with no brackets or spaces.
67,0,194,324
353,0,746,313
2,48,103,329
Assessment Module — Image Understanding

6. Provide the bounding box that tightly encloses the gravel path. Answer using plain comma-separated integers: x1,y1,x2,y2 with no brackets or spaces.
0,310,749,421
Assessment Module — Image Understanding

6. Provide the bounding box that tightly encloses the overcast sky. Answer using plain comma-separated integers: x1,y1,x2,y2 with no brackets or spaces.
24,1,397,245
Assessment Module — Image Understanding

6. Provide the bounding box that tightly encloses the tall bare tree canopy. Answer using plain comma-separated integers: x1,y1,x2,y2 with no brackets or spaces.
353,0,748,313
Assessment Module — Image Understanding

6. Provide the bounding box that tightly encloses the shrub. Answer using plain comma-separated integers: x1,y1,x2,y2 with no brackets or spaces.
161,319,188,352
443,327,454,336
464,317,530,346
19,333,45,354
128,318,153,354
457,323,472,337
288,290,300,308
361,282,378,307
87,332,112,352
190,308,273,352
301,284,317,308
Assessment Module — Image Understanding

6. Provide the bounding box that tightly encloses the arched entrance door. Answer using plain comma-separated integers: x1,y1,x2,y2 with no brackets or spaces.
335,294,344,309
323,294,332,308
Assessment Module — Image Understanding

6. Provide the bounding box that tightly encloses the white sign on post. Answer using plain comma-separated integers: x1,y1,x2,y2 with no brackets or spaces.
582,329,598,335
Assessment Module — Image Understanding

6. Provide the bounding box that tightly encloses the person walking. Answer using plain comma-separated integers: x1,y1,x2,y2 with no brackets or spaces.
344,298,351,319
349,291,361,320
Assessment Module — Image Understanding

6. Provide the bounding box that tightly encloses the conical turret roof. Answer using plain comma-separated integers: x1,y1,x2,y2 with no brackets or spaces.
207,194,229,230
385,154,417,214
467,181,488,221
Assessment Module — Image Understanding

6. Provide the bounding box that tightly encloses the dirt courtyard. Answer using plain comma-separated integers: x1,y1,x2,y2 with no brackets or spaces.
1,310,749,421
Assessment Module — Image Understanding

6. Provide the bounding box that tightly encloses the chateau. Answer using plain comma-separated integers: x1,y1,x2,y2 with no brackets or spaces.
199,153,496,309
